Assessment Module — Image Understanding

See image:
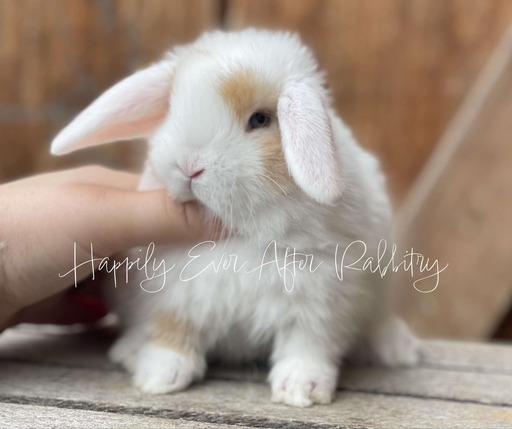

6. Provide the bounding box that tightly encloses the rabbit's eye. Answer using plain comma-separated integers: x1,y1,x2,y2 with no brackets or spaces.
247,112,271,131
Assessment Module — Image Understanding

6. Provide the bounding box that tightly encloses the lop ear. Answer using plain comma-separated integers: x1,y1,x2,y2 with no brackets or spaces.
51,61,173,155
278,81,344,204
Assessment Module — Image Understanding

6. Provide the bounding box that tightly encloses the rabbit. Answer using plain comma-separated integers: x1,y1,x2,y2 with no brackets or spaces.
51,28,418,407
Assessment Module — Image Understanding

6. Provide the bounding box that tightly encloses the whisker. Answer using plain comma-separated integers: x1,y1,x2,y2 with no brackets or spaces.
260,173,287,196
242,187,257,234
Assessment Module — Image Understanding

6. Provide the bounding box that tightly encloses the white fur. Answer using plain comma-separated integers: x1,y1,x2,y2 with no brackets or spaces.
133,344,205,394
51,29,418,407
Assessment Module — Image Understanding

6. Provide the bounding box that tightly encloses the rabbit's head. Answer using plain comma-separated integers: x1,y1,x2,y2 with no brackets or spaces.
52,29,347,238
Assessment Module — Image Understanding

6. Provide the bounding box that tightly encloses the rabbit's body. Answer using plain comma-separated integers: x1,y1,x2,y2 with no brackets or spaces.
52,29,418,407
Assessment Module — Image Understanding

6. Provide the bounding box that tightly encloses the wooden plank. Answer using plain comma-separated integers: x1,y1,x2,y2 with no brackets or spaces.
420,340,512,374
3,327,512,374
210,365,512,407
0,361,511,429
0,403,248,429
0,326,118,371
394,29,512,339
1,328,512,406
225,0,512,203
0,0,220,181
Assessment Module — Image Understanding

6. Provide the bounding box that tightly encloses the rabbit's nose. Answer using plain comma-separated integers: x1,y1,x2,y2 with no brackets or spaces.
177,161,204,179
189,168,205,179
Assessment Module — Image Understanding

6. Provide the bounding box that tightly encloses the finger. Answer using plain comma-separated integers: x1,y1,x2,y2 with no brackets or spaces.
65,166,140,189
74,186,219,255
7,166,140,190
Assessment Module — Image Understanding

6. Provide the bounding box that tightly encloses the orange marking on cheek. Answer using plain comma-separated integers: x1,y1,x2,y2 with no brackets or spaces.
261,133,295,191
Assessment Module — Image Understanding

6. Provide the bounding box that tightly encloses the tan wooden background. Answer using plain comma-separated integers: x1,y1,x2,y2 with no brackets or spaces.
1,0,511,339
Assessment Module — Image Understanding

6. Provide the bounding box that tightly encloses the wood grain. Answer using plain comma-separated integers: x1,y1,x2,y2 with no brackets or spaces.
0,0,219,181
1,328,512,405
0,403,247,429
394,29,512,339
225,0,512,203
2,362,512,428
0,328,511,428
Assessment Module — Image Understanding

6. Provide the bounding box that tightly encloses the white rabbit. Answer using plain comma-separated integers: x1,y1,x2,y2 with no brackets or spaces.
51,29,418,407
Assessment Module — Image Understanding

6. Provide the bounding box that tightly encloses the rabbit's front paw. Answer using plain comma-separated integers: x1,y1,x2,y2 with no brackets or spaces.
108,329,146,373
133,343,205,394
269,358,338,407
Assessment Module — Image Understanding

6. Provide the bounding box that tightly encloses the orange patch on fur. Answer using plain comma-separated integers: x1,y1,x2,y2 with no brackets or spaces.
261,134,295,191
151,312,201,357
218,69,278,125
219,69,293,191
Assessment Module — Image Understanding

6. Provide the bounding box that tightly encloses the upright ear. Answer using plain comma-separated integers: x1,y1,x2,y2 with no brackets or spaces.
51,61,174,155
278,81,344,204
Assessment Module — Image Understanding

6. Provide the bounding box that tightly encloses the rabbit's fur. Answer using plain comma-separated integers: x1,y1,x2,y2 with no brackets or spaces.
52,29,418,407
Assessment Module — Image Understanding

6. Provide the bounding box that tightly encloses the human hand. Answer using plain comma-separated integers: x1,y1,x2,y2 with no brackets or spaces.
0,166,217,330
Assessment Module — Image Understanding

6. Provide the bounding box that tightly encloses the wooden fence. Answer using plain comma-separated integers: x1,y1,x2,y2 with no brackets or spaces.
1,0,511,339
